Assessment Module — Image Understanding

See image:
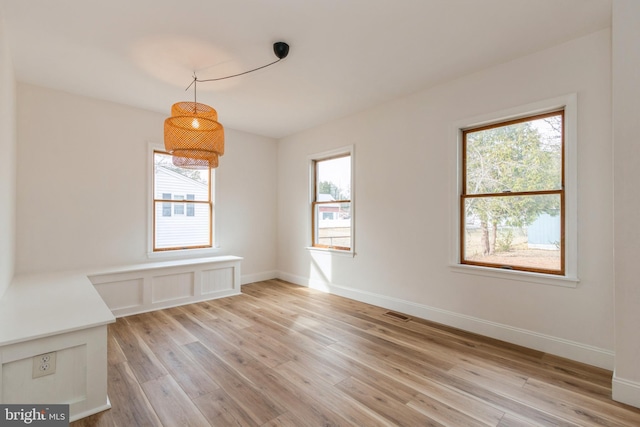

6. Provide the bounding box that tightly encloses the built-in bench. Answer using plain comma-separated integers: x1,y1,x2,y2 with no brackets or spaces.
0,272,115,421
90,255,243,317
0,255,242,421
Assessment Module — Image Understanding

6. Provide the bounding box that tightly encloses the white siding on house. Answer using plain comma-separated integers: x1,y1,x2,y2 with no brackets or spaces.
154,167,209,201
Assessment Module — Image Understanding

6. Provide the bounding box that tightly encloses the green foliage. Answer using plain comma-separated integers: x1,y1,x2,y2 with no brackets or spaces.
465,116,562,229
319,180,348,200
497,229,514,252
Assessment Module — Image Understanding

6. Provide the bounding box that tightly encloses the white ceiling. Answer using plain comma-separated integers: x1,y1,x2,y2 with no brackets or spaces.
0,0,611,139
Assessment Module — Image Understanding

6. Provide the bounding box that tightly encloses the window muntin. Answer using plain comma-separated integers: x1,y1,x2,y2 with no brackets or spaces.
312,154,352,251
153,150,212,251
461,110,564,275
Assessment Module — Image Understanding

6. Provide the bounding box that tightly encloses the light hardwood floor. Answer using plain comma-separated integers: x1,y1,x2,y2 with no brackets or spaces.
71,279,640,426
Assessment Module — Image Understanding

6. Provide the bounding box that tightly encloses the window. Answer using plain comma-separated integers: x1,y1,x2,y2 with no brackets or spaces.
173,195,185,215
311,148,353,251
153,150,213,251
460,110,564,275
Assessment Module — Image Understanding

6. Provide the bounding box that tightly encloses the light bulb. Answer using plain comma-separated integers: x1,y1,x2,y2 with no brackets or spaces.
191,118,200,129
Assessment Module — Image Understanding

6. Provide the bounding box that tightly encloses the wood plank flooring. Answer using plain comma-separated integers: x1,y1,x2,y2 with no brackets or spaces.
71,279,640,426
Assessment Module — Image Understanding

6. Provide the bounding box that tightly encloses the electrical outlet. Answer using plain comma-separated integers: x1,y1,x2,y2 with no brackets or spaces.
32,351,56,378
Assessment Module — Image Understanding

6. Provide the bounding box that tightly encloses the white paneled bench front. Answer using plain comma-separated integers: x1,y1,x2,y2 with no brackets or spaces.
89,256,243,317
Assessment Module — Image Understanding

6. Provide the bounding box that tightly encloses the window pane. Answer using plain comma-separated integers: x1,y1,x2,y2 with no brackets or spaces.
463,194,561,272
173,195,184,215
316,156,351,201
154,152,209,202
186,194,195,217
465,114,562,194
162,193,171,217
155,202,210,249
314,202,351,249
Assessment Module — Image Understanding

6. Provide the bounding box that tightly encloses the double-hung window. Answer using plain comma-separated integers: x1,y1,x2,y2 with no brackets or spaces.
311,147,354,252
152,150,213,251
460,110,565,275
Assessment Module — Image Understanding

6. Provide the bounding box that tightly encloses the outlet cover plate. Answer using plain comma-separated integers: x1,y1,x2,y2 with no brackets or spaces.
32,351,56,378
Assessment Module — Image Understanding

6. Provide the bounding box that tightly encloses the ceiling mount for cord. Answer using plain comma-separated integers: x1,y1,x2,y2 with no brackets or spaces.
273,41,289,59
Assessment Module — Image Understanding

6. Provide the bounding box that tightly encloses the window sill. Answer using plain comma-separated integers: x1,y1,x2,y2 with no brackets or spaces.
450,263,578,288
147,246,222,260
306,246,356,258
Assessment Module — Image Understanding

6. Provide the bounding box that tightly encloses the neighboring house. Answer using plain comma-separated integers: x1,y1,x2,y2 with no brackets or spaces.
154,166,210,249
317,193,340,220
317,192,350,245
318,193,350,222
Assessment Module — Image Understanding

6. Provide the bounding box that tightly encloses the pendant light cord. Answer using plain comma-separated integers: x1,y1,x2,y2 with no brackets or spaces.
192,76,197,114
197,58,282,83
185,58,283,92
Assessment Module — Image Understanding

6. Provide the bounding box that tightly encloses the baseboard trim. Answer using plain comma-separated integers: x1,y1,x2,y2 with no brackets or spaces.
69,398,112,422
242,270,278,285
277,271,614,370
613,373,640,408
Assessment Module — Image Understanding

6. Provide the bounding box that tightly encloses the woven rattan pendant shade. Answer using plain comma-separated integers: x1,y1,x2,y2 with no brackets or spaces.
164,101,224,169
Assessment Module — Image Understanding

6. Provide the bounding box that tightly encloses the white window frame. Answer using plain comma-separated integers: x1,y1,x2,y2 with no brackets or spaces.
450,95,578,287
147,143,219,259
307,145,355,257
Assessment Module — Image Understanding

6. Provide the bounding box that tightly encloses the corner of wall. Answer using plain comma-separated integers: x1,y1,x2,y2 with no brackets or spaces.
613,373,640,409
613,0,640,409
0,14,17,298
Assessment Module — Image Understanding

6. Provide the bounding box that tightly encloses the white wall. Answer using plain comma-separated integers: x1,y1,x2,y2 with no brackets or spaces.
278,30,614,368
16,84,278,280
612,0,640,408
214,127,278,282
0,15,16,298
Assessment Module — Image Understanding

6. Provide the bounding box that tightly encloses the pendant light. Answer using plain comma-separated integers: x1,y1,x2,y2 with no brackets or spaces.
164,78,223,169
164,42,290,169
